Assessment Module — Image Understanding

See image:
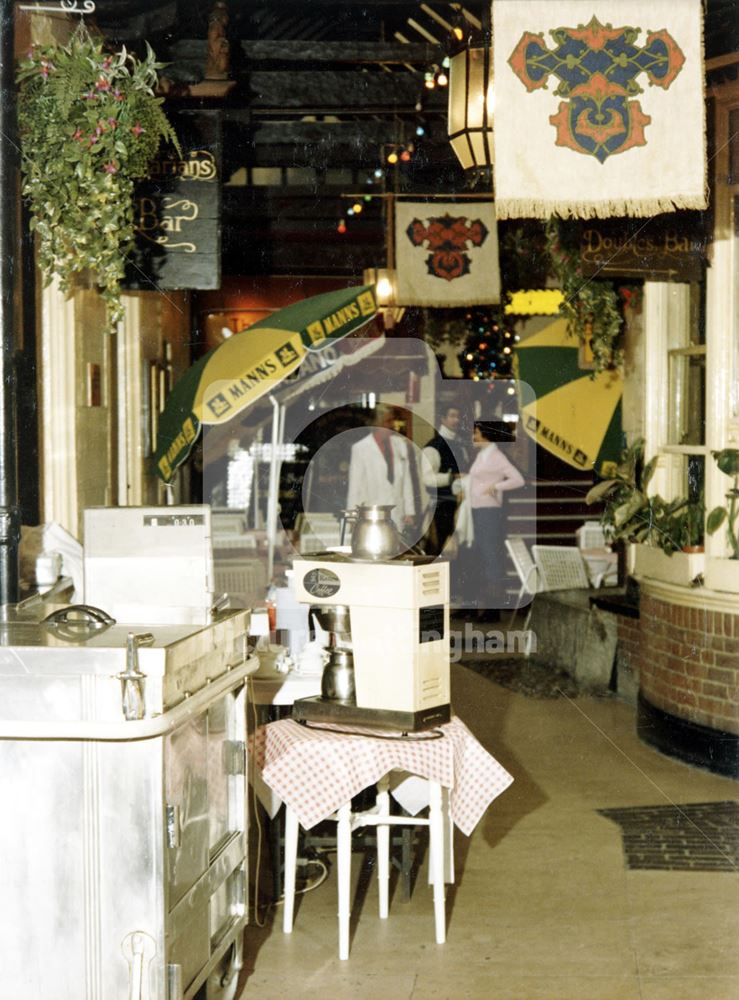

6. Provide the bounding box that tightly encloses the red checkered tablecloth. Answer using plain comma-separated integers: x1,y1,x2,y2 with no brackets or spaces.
251,715,513,836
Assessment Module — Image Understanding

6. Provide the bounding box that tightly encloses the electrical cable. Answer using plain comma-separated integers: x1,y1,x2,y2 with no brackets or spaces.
247,678,268,928
247,679,336,927
300,720,445,741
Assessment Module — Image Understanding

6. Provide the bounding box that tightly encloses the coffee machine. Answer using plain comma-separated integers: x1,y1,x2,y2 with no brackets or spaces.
290,514,451,732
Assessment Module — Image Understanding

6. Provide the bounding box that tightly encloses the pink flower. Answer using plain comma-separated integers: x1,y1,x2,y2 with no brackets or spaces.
107,117,118,129
95,77,111,92
103,161,118,174
72,128,85,141
102,57,113,70
113,89,124,102
131,122,144,138
82,91,98,101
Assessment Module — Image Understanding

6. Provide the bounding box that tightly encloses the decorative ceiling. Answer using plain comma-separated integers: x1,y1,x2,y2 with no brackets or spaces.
80,0,737,278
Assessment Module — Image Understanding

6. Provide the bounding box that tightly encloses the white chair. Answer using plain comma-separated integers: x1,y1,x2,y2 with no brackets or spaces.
505,537,540,655
505,537,540,609
576,521,607,550
576,521,618,588
531,545,590,591
282,773,448,960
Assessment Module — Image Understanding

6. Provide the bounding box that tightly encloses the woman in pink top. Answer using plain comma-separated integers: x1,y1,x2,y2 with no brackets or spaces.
468,422,525,621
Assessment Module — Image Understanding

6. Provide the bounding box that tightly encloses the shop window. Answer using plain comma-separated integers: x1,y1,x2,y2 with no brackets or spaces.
666,283,706,448
643,280,707,509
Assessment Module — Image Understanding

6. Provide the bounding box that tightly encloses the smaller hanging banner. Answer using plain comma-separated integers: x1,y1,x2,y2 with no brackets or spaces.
493,0,706,220
394,201,501,306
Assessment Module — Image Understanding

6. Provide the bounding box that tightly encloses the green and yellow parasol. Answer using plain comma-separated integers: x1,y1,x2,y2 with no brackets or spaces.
513,318,623,475
154,284,378,482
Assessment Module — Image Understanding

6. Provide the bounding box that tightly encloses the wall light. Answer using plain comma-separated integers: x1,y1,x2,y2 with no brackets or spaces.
363,267,396,307
363,267,404,330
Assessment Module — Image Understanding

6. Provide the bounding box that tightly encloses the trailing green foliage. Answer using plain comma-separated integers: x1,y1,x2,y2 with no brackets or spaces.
545,218,625,374
706,448,739,558
16,23,179,331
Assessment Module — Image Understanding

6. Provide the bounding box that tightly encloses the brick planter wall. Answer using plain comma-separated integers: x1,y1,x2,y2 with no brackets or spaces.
616,615,641,693
637,595,739,737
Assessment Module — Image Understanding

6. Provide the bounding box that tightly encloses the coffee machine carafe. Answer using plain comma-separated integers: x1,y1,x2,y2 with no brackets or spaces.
308,604,355,703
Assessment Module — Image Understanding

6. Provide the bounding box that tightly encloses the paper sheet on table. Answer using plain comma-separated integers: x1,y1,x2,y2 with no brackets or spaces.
389,772,430,815
44,522,83,600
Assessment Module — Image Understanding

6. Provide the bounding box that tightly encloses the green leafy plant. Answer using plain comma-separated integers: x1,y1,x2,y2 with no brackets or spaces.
586,439,694,555
676,493,705,550
545,218,625,373
706,448,739,558
16,23,179,331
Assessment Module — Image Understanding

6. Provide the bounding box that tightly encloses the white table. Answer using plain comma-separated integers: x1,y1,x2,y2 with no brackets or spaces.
250,668,321,706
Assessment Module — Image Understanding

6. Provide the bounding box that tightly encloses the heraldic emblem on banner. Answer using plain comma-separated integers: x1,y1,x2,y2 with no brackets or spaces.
492,0,706,220
394,201,500,306
508,16,685,163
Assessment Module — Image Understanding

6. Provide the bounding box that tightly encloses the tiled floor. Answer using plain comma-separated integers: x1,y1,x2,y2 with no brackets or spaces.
236,662,739,999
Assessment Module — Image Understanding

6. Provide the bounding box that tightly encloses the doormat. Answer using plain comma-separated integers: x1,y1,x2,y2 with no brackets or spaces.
460,657,581,699
598,801,739,872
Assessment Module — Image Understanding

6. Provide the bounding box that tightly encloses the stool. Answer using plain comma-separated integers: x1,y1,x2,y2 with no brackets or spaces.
282,774,447,960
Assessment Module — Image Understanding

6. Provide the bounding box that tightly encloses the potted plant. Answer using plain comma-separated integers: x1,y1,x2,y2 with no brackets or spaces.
706,449,739,558
705,449,739,593
676,497,705,553
586,439,705,585
16,23,179,331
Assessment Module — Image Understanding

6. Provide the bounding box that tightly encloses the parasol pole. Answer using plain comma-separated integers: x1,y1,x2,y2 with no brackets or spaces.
266,395,284,582
0,0,21,606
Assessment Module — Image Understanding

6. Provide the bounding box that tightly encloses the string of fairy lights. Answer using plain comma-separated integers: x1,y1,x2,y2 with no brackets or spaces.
333,37,519,394
456,308,520,395
335,55,451,235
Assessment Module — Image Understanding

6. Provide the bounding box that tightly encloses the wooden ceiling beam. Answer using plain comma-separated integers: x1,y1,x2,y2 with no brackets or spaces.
170,38,439,65
245,70,444,111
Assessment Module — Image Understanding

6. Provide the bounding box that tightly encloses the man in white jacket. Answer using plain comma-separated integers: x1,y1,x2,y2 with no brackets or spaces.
346,407,416,532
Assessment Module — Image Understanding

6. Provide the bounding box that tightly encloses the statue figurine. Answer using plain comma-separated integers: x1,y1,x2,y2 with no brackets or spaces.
205,1,231,80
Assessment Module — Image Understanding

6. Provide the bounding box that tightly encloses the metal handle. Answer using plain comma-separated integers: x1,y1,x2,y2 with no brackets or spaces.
121,930,156,1000
116,632,155,721
339,508,358,546
42,603,116,626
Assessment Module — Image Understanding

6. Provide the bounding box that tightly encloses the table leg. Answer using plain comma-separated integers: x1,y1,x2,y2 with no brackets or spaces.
376,775,390,919
282,806,299,934
337,802,352,960
271,805,284,901
401,826,412,901
428,781,446,945
443,786,455,885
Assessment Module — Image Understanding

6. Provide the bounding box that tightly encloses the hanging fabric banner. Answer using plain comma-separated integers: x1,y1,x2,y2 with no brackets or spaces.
394,201,501,306
492,0,706,219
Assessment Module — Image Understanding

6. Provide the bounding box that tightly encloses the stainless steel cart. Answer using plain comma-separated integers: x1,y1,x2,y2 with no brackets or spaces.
0,604,258,1000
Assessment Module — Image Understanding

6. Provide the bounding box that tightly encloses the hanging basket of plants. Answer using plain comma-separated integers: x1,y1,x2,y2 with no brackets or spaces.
544,218,626,374
16,23,179,331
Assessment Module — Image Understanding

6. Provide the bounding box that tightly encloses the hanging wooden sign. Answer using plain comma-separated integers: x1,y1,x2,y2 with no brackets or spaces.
124,110,221,290
578,214,707,282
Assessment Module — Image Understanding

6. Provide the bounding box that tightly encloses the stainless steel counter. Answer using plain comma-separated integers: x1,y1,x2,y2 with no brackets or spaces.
0,606,258,1000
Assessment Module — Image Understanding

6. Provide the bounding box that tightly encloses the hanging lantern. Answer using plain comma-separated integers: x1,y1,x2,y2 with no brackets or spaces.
447,47,494,171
